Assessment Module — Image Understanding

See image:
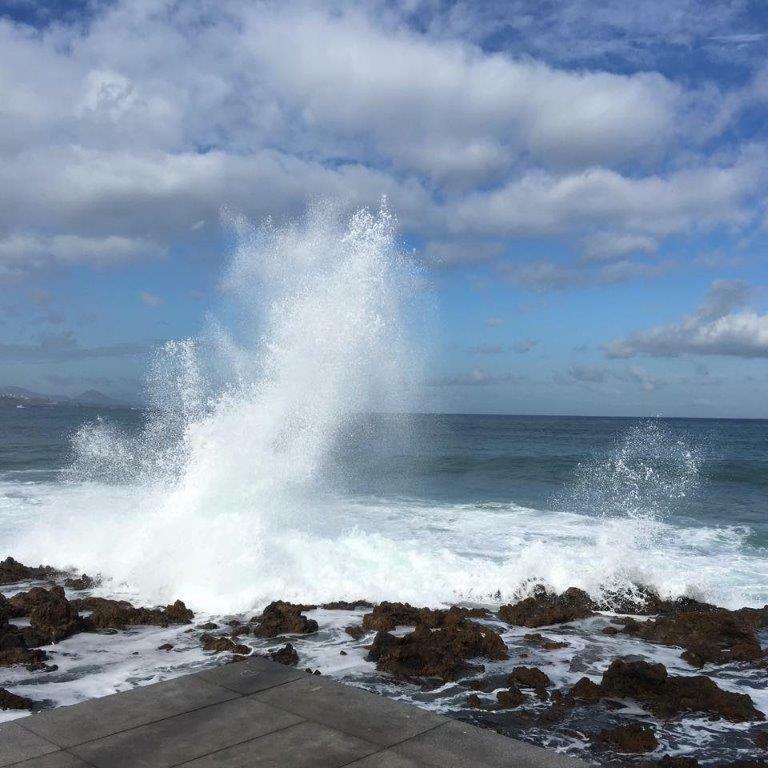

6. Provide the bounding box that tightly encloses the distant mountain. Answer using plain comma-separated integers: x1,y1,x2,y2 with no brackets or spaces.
0,386,131,409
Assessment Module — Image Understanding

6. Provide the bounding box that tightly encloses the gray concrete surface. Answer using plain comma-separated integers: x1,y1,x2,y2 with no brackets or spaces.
0,657,588,767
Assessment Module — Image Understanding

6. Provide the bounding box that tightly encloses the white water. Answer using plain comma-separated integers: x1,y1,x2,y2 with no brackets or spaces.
2,202,767,613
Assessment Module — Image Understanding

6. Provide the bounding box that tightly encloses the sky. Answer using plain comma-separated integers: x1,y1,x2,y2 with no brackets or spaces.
0,0,767,418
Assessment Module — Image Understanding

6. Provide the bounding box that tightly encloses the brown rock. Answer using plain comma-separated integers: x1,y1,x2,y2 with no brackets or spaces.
64,574,95,591
595,722,658,753
497,686,525,708
157,643,174,651
361,603,487,633
345,625,365,641
198,622,218,630
370,619,507,682
0,646,48,668
200,633,251,655
602,626,620,636
321,600,373,610
508,666,551,690
466,693,483,708
72,597,193,630
523,633,568,650
0,687,34,710
9,586,83,643
756,731,768,750
621,609,762,667
498,586,595,628
0,557,59,585
251,601,318,638
600,658,763,722
269,643,299,666
569,677,602,702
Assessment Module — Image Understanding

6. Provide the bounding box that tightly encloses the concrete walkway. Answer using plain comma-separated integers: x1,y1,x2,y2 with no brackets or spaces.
0,658,587,767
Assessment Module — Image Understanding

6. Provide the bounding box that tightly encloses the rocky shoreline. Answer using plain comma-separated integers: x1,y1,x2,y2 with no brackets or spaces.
2,556,768,766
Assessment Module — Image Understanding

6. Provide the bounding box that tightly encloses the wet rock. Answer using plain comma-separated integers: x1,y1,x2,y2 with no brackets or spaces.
658,757,700,768
756,731,768,750
321,600,373,610
157,643,174,651
497,686,525,708
339,650,347,656
595,722,658,753
498,586,595,628
523,633,568,650
198,622,218,630
361,603,487,633
602,626,621,636
466,693,484,708
269,643,299,666
508,666,551,699
0,594,9,625
200,633,251,655
0,687,34,710
11,586,83,643
569,677,602,703
64,574,95,591
621,609,762,667
72,597,193,630
345,625,365,640
369,619,507,682
251,601,318,638
600,658,763,722
0,646,48,668
0,557,59,585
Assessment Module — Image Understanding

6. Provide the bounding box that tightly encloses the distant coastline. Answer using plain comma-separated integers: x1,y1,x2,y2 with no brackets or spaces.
0,387,131,409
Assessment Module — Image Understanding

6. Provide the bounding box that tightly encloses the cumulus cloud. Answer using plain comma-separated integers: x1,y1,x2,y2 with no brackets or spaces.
580,232,658,263
604,279,768,359
0,0,763,278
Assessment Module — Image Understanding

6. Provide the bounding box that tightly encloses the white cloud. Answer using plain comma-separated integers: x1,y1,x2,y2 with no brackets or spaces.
604,279,768,359
580,231,658,263
139,291,163,307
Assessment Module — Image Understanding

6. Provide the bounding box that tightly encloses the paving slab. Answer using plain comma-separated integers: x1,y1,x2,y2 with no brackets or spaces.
345,752,427,767
196,656,306,695
180,720,379,768
391,720,588,768
254,676,446,747
7,752,90,768
0,721,59,767
71,696,303,768
20,675,238,748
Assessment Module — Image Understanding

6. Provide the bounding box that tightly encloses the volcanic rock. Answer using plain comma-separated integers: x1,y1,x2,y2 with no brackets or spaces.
72,597,193,630
345,625,365,640
369,619,507,682
569,677,602,703
251,601,318,638
658,757,700,768
64,574,95,591
523,633,568,650
0,557,59,585
361,603,487,633
0,594,9,626
321,600,373,610
508,666,551,699
0,646,48,668
466,693,484,708
621,609,762,667
200,633,251,655
0,687,34,710
269,643,299,666
157,643,174,651
600,658,763,722
498,587,595,628
496,685,525,708
10,586,83,643
595,722,658,753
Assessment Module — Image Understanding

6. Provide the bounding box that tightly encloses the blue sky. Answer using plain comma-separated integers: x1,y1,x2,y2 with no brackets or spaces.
0,0,767,417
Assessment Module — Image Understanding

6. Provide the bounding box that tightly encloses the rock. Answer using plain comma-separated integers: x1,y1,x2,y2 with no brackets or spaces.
569,677,602,703
10,586,83,643
269,643,299,666
321,600,373,610
756,732,768,750
0,594,9,626
361,603,487,633
658,757,700,768
600,658,763,722
621,608,762,667
251,601,318,638
466,693,483,708
508,666,551,699
0,646,48,668
200,633,251,655
345,625,365,640
64,574,95,591
0,557,59,585
595,722,658,753
339,650,347,656
157,643,174,651
602,626,620,636
369,619,507,682
0,687,34,710
198,622,218,630
523,633,568,650
72,597,193,630
497,686,525,708
498,586,595,628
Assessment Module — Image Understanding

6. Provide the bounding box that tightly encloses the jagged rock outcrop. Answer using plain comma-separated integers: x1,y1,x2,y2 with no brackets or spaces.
498,587,595,628
251,601,318,638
